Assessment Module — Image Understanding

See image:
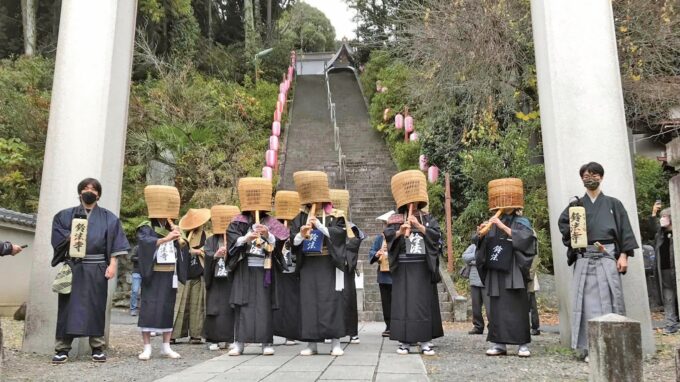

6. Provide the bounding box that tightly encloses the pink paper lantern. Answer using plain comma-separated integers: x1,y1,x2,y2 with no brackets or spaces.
419,155,428,171
272,121,281,137
266,150,278,168
410,132,419,142
404,115,414,133
276,101,284,115
278,92,286,105
269,135,279,151
427,165,439,183
262,166,273,180
280,82,286,93
274,109,281,122
395,114,404,129
383,108,391,122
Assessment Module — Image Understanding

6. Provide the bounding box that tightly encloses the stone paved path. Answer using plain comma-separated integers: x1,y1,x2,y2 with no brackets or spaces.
155,322,429,382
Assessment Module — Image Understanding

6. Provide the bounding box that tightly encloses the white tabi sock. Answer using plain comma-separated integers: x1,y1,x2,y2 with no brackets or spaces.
161,342,172,353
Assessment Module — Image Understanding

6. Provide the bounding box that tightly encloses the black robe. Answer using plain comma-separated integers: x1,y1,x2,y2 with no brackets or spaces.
291,210,348,341
273,237,302,340
52,205,130,339
385,212,444,344
475,214,536,345
343,223,364,337
227,213,289,343
202,234,235,343
136,223,189,330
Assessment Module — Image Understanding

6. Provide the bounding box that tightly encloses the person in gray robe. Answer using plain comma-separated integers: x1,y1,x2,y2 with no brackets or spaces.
558,161,639,361
475,210,537,357
649,204,678,334
462,243,489,335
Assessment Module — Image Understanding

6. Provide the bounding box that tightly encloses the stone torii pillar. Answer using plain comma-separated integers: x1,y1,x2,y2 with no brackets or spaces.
22,0,137,355
530,0,655,354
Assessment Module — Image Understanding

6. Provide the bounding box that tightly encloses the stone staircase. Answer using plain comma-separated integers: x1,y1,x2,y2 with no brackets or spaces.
279,70,454,322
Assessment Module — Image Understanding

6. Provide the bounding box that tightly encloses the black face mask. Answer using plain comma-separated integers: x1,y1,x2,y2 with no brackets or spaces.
583,180,600,191
81,191,98,205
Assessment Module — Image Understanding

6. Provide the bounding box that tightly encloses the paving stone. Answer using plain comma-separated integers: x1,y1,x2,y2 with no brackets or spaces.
210,365,278,381
320,365,376,380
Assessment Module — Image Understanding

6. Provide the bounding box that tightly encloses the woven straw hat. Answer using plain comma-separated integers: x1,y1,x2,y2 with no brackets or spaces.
293,171,330,205
274,191,300,220
237,177,273,212
144,185,181,218
488,178,524,211
390,170,428,209
330,189,350,214
210,205,241,232
179,208,211,231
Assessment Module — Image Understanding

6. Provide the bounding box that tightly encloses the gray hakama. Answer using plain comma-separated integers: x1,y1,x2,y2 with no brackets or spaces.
136,224,189,332
385,212,444,344
558,193,638,351
291,211,348,342
202,235,235,343
475,215,536,345
273,240,302,340
51,205,130,340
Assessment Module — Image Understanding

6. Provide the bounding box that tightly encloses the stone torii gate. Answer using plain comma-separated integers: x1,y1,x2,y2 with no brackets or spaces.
22,0,654,357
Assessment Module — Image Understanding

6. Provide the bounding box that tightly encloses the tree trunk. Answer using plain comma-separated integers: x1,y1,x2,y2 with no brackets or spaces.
21,0,37,56
266,0,272,42
244,0,258,58
206,0,213,43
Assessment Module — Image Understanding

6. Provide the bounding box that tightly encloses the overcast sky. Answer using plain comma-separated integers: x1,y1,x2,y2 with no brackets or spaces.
300,0,357,40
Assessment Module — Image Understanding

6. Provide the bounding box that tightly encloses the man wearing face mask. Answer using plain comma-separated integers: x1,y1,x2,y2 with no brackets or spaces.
558,162,639,362
50,178,130,364
650,203,678,334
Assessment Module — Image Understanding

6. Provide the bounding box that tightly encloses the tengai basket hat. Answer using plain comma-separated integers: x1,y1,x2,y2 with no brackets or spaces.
293,171,331,205
488,178,524,211
330,189,350,215
274,191,300,220
144,185,181,219
179,208,211,231
390,170,428,210
237,177,273,212
210,205,241,232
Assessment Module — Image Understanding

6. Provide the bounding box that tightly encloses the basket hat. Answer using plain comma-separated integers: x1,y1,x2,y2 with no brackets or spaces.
179,208,211,231
329,189,350,215
293,171,331,205
390,170,429,209
488,178,524,211
144,185,181,219
274,191,300,220
237,177,273,212
210,205,241,232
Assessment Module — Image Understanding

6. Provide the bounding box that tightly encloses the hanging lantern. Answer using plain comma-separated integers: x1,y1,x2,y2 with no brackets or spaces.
276,101,284,115
266,150,278,168
272,121,281,137
280,82,286,93
410,132,419,142
269,135,279,151
405,115,414,133
428,166,439,183
419,154,428,171
262,166,273,180
395,114,404,129
278,92,286,105
274,109,281,122
383,108,391,122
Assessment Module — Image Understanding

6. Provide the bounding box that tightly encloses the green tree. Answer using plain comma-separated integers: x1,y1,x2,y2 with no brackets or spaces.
278,2,336,52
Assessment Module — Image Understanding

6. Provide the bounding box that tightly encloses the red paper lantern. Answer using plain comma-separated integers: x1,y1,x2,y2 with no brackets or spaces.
266,150,277,168
269,135,279,151
405,116,414,133
427,166,439,183
272,121,281,137
395,114,404,129
419,155,428,171
262,166,273,180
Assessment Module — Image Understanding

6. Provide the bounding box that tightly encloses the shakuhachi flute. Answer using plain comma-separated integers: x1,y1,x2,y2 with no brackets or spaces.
478,208,504,237
403,203,415,237
304,203,317,239
255,210,263,248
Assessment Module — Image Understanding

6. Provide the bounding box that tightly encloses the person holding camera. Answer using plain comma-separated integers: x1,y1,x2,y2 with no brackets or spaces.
0,241,23,256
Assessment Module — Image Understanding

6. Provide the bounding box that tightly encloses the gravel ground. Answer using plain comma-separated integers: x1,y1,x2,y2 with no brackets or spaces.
2,310,678,381
424,321,677,381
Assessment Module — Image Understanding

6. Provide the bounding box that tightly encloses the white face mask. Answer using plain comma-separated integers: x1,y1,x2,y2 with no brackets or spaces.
660,216,671,228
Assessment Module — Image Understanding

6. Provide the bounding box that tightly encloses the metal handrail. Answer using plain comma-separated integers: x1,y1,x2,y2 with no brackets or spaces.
325,73,346,187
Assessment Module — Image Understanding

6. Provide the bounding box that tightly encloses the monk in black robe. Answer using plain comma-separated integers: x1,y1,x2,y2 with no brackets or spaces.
202,233,235,350
136,219,189,360
291,204,348,356
226,212,289,356
343,221,365,343
475,210,536,357
558,162,638,360
272,233,301,344
51,178,129,364
385,203,443,356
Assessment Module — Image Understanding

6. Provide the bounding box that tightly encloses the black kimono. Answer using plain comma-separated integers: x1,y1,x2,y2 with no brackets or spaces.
227,213,289,344
52,205,129,340
202,234,235,343
343,222,364,337
475,214,536,345
384,212,444,344
273,237,301,340
291,209,348,341
136,223,189,331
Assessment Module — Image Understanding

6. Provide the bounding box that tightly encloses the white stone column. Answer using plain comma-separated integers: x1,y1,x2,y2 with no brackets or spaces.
530,0,654,354
22,0,138,355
